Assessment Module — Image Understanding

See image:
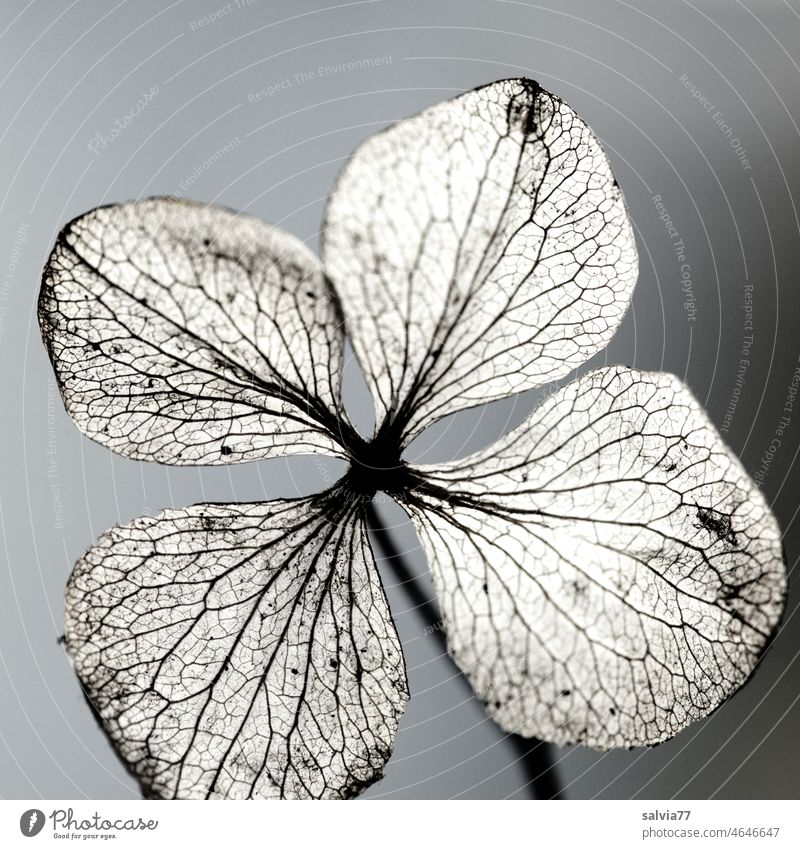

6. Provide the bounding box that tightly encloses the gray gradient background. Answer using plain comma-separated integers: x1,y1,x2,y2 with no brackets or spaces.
1,0,799,800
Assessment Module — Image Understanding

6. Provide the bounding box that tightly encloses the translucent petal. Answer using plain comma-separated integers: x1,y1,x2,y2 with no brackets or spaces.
323,79,637,445
405,367,785,748
65,493,408,799
40,198,349,463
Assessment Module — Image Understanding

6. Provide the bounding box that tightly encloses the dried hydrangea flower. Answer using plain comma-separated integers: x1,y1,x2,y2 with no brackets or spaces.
39,79,786,799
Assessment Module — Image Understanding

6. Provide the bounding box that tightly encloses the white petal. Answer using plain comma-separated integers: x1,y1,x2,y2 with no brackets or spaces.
65,494,408,799
40,198,349,463
405,367,785,748
323,79,637,444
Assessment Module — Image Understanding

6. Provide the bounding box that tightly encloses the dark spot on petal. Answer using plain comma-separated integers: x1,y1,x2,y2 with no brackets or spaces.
721,584,743,603
506,79,542,136
696,506,737,545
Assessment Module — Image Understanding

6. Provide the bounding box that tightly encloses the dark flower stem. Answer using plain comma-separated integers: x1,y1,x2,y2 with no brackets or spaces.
365,501,564,800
